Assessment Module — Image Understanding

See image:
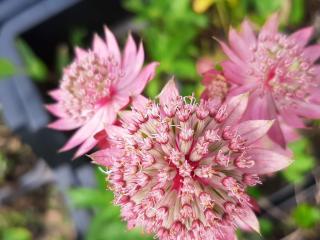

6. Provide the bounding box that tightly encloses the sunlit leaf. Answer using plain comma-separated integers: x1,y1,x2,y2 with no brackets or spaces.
259,218,273,236
282,139,315,184
292,204,320,229
0,58,16,78
2,227,32,240
16,39,48,82
193,0,215,13
69,188,113,208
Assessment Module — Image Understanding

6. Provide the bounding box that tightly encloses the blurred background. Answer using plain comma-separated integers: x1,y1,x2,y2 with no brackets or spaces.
0,0,320,239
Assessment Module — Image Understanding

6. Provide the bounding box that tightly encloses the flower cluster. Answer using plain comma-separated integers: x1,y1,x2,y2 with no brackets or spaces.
91,80,291,240
46,15,320,239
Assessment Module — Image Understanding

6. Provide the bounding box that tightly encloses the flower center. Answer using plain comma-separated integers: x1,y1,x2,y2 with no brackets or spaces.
250,33,317,109
60,52,122,122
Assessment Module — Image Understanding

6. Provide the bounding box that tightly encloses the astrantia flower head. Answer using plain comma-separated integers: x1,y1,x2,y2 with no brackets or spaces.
91,80,292,240
201,69,229,101
218,14,320,147
46,27,158,158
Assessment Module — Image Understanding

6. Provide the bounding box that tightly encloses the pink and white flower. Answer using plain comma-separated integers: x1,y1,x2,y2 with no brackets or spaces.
218,14,320,147
201,69,229,101
46,27,158,158
90,80,292,240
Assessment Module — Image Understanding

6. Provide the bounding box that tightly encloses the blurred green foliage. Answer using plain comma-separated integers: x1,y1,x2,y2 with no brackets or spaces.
196,0,305,28
69,168,152,240
123,0,209,97
1,227,32,240
282,139,315,184
16,39,48,82
0,58,17,79
0,152,8,184
292,204,320,229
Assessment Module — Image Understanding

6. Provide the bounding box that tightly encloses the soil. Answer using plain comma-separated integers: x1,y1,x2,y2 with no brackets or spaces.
0,119,75,239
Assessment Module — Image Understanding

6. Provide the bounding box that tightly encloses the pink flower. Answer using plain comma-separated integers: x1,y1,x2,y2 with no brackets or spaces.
218,14,320,147
46,27,158,158
90,80,292,240
201,69,229,101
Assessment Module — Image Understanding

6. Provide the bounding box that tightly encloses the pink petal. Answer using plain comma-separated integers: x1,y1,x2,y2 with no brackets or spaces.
293,100,320,119
132,95,149,112
303,44,320,62
48,89,62,101
110,94,130,112
313,65,320,75
93,34,108,58
122,33,137,68
289,27,314,47
59,109,107,152
45,103,66,118
216,38,246,67
260,13,279,37
48,118,82,131
244,148,293,174
221,61,248,85
228,28,253,60
235,207,260,233
73,136,98,159
196,57,213,75
237,120,274,145
118,62,158,96
244,92,286,148
228,82,258,97
158,78,180,106
89,148,124,167
117,42,145,89
75,47,87,60
280,122,301,143
279,109,305,128
216,227,237,240
104,26,121,63
223,93,249,126
119,110,135,123
240,19,256,48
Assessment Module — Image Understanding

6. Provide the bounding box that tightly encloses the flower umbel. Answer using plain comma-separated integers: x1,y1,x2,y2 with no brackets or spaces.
218,14,320,147
91,80,292,240
46,27,158,158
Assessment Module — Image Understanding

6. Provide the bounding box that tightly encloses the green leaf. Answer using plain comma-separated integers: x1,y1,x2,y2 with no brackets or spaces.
247,186,261,199
146,78,161,98
289,0,305,26
69,187,113,208
86,208,152,240
259,218,273,236
16,39,48,82
69,27,88,46
292,204,320,229
55,44,70,74
2,227,32,240
282,139,315,184
0,58,17,78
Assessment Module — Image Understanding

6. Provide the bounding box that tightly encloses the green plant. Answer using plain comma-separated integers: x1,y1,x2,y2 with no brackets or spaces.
292,204,320,229
16,39,48,82
0,58,17,79
0,152,8,184
124,0,209,97
69,168,152,240
282,139,315,184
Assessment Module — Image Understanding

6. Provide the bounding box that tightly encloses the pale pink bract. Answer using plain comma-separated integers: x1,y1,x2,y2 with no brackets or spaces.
90,80,292,240
219,14,320,147
46,27,158,158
